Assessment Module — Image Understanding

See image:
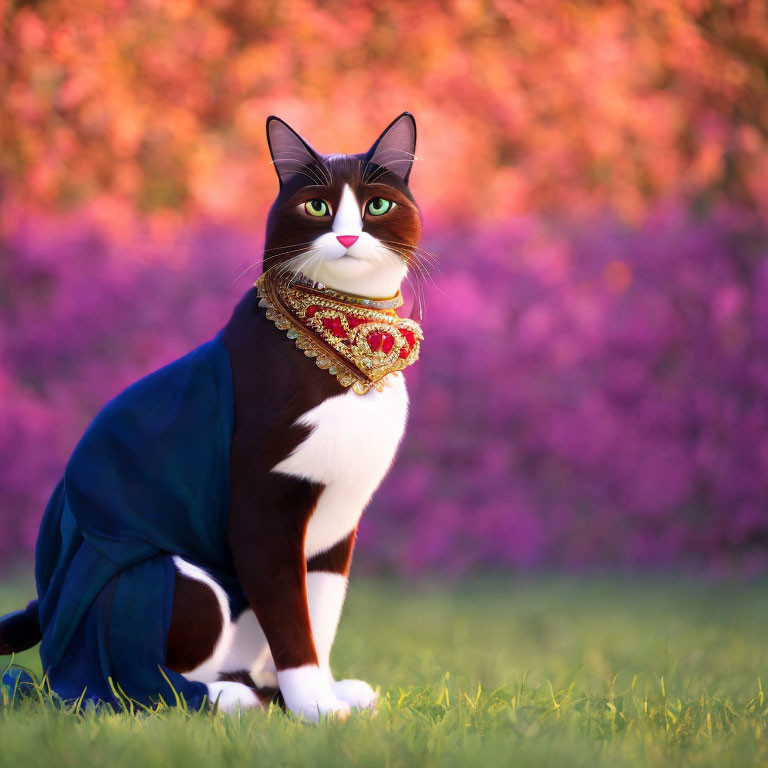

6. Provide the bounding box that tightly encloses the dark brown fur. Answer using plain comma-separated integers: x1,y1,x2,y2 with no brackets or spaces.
166,572,223,674
306,529,357,577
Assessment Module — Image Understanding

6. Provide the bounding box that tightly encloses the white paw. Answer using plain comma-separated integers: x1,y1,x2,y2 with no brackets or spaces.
292,694,351,723
278,665,351,723
331,679,378,711
207,681,260,713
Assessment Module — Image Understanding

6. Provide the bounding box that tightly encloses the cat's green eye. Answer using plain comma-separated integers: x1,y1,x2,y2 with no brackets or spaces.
305,199,330,217
366,197,394,216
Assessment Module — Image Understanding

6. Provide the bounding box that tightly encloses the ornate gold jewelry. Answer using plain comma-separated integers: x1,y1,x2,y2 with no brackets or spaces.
256,270,423,395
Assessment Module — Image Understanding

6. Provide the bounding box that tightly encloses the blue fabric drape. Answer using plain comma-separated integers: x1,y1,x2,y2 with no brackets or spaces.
34,334,242,708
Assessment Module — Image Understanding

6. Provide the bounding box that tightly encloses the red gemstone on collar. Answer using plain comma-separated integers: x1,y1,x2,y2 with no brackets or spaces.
367,331,382,351
399,328,415,358
347,315,364,328
305,305,319,319
322,317,347,338
381,332,394,354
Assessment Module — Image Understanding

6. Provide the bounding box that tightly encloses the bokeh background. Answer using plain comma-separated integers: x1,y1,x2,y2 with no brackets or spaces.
3,0,768,575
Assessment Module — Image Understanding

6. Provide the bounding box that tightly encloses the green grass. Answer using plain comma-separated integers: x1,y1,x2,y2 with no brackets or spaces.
2,573,768,767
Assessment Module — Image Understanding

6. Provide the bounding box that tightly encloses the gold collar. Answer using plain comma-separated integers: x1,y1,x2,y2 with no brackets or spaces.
256,271,423,395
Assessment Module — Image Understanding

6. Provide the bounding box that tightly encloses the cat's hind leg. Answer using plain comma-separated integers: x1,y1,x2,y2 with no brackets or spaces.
167,557,260,713
217,609,277,688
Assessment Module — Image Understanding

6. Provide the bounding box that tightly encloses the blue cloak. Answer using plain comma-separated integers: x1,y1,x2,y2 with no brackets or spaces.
34,334,246,709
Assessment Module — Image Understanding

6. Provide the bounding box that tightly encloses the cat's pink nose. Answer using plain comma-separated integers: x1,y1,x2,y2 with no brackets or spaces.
337,235,359,248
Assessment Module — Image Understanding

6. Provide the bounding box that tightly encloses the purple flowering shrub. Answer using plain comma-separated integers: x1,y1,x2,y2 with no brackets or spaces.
2,204,767,572
0,209,254,557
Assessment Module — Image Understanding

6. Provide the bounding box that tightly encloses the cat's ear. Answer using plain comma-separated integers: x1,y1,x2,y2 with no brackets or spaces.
366,112,417,184
266,116,322,187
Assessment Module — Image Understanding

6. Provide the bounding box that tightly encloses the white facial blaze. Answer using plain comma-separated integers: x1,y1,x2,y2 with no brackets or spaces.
332,185,363,235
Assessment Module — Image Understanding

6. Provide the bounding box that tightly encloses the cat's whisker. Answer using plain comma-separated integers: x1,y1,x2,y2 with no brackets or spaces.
376,237,436,254
409,260,430,318
289,254,314,282
261,243,321,265
261,241,330,270
409,259,442,296
390,250,439,275
403,269,426,323
232,258,264,285
381,248,440,284
301,249,326,283
404,244,440,266
285,248,323,285
380,242,437,278
383,244,442,298
263,240,318,254
377,239,440,269
375,244,427,320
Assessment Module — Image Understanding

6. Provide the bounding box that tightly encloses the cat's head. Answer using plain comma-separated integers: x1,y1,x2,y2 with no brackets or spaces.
263,113,421,298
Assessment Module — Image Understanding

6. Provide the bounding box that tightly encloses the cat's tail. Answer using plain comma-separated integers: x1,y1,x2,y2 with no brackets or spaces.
0,600,41,654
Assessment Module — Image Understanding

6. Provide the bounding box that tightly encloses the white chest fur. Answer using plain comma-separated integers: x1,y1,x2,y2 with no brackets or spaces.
272,374,409,558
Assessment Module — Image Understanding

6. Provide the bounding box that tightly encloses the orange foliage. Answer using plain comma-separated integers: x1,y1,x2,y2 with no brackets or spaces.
3,0,768,223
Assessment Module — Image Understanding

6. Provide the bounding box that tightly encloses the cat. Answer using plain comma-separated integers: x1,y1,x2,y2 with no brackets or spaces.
0,113,424,722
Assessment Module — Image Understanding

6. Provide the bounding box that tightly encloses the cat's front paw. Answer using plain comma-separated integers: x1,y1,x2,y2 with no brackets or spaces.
291,692,351,723
207,681,261,713
331,679,378,711
278,665,351,723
